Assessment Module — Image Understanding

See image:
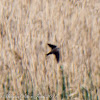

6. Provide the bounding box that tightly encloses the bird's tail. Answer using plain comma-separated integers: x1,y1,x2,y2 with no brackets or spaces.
46,52,52,56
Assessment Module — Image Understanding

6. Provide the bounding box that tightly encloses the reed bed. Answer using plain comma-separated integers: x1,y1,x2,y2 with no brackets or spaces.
0,0,100,100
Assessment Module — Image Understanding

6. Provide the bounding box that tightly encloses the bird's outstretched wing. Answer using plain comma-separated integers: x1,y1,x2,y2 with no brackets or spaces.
54,51,60,62
48,44,57,49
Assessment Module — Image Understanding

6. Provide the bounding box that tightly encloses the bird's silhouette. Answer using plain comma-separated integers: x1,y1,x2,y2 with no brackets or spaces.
46,44,60,63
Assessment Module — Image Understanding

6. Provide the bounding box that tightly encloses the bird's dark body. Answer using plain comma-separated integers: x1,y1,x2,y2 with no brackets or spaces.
46,44,60,63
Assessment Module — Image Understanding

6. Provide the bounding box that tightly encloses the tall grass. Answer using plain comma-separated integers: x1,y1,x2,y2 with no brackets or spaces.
0,0,100,100
1,65,99,100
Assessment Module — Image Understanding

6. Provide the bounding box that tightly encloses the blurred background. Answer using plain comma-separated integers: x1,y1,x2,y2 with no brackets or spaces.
0,0,100,100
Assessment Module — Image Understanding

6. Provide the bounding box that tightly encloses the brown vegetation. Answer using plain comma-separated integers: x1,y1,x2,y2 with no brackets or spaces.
0,0,100,100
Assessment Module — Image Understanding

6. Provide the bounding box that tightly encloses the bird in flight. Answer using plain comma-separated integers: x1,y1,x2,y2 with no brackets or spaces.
46,43,60,63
